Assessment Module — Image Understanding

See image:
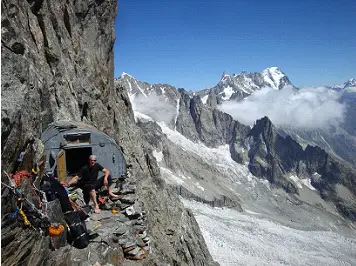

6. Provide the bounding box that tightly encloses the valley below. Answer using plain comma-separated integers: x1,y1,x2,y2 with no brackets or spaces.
122,72,356,265
183,199,356,266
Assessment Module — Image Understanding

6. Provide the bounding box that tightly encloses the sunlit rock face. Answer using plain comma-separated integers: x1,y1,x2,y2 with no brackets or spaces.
1,1,218,265
1,0,117,171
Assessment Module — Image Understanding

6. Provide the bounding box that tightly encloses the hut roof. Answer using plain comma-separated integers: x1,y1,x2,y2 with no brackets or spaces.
41,120,117,146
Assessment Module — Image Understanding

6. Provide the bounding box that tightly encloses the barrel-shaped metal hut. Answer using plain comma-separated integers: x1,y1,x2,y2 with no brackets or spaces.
41,121,126,181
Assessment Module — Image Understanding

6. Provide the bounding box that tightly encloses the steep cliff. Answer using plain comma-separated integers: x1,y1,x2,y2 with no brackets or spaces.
1,1,217,265
248,117,356,220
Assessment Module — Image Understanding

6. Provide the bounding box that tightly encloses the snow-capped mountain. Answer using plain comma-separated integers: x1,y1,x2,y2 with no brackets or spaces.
118,72,180,101
196,67,293,107
328,78,356,91
115,72,356,216
341,78,356,105
116,73,181,127
343,78,356,89
118,66,293,108
115,72,356,265
117,71,356,166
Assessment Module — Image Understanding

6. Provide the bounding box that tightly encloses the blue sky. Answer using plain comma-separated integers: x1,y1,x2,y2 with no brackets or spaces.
114,0,356,91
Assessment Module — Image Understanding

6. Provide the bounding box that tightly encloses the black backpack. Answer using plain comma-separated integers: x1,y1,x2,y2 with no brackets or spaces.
64,210,89,249
41,172,73,213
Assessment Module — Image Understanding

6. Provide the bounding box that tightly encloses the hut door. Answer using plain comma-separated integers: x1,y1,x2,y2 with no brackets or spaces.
57,150,67,183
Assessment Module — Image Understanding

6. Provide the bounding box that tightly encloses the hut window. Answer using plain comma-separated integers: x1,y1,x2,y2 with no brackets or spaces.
64,132,91,145
65,147,92,175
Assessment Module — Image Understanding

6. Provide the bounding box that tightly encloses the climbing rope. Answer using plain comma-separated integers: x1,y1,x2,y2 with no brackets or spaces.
1,180,45,232
2,169,49,218
1,180,15,191
2,171,68,237
25,176,49,217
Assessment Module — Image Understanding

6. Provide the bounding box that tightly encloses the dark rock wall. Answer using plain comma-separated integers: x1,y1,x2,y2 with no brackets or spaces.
248,117,356,220
176,89,250,156
1,1,217,265
2,0,117,172
175,88,200,142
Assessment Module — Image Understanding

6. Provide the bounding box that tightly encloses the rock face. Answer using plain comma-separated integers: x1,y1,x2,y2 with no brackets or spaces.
248,117,356,220
117,74,251,156
1,1,218,265
175,89,250,163
248,117,304,193
177,90,243,148
2,0,117,172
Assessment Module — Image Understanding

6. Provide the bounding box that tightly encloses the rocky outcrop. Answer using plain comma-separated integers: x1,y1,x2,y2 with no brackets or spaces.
176,89,250,155
175,88,200,142
248,117,304,192
1,0,118,172
1,1,218,265
248,117,356,220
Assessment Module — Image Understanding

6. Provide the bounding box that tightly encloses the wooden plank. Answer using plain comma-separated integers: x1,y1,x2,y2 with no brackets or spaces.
57,150,67,183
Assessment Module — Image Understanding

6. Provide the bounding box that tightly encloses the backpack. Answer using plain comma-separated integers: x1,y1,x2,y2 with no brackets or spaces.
64,210,89,249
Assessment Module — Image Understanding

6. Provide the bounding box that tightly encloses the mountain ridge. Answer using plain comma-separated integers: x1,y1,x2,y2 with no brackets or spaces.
117,69,356,167
116,72,356,222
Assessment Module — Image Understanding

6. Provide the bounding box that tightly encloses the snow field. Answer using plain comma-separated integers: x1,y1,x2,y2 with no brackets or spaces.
182,199,356,266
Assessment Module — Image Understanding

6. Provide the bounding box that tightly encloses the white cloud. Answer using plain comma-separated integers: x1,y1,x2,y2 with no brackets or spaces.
131,94,177,124
218,86,346,130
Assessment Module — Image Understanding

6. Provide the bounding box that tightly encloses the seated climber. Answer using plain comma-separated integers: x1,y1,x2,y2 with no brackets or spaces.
64,155,119,214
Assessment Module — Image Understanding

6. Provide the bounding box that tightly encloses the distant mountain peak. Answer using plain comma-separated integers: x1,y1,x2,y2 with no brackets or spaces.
193,66,294,107
120,72,134,79
262,66,287,90
343,78,356,89
264,66,280,72
221,72,229,81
